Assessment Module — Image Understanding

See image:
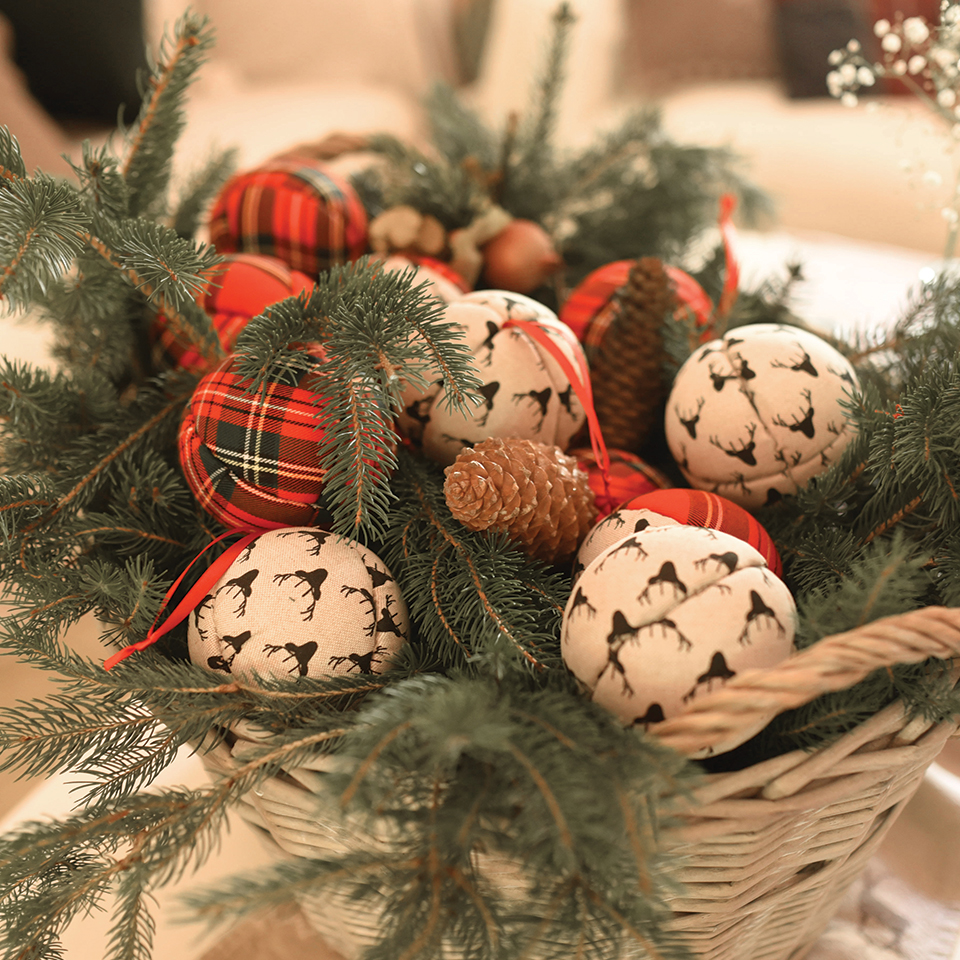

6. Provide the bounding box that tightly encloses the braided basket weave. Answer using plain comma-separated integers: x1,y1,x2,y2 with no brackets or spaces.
197,606,960,960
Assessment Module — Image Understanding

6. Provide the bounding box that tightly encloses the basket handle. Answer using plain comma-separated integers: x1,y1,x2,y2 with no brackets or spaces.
649,606,960,756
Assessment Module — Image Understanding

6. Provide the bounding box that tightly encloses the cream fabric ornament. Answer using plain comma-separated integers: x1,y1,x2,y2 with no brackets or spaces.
398,290,587,466
573,508,681,582
562,524,796,756
664,324,859,509
376,254,466,304
188,527,407,681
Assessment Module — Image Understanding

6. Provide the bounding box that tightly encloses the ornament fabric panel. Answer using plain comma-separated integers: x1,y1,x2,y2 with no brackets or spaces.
179,356,333,531
398,290,587,465
151,253,314,372
375,254,469,303
562,524,796,755
188,528,407,681
208,159,368,277
665,324,859,508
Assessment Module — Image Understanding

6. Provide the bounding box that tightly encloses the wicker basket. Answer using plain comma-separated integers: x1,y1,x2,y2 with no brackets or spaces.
197,606,960,960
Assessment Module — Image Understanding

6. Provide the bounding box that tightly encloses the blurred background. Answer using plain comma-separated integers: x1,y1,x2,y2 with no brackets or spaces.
0,0,954,253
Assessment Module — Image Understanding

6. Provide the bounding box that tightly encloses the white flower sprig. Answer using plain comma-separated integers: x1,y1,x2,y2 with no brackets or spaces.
828,2,960,256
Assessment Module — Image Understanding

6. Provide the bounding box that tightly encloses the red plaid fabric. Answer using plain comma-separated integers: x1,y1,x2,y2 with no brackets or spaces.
151,253,315,373
559,260,716,350
623,488,782,578
179,356,333,531
208,159,368,278
559,261,631,342
570,447,670,515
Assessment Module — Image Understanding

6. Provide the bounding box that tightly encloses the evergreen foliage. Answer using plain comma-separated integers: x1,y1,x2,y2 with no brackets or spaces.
363,4,770,301
0,7,958,960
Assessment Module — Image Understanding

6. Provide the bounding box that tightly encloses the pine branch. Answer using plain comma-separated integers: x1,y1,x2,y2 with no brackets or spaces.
0,126,27,184
121,13,215,217
172,147,238,239
0,176,87,310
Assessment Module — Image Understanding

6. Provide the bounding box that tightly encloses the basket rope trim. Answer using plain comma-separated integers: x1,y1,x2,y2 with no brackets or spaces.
651,606,960,756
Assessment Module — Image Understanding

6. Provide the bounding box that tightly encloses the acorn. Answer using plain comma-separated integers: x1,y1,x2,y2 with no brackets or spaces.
481,219,562,293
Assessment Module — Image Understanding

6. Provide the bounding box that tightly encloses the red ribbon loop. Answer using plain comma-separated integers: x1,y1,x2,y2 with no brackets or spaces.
103,529,260,671
716,193,740,319
502,318,613,512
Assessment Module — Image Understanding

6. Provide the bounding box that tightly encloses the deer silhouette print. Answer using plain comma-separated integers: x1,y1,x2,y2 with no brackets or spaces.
710,423,758,466
479,320,500,363
683,651,736,702
237,540,257,564
557,383,576,417
364,563,394,587
676,397,705,439
637,562,687,605
277,528,331,557
569,586,597,619
511,387,552,432
273,567,329,621
404,398,433,434
603,610,645,694
730,353,757,381
737,590,787,645
193,593,216,641
475,381,500,427
328,644,389,675
595,535,648,572
217,569,259,617
827,364,854,385
641,617,693,651
632,703,665,726
772,388,815,439
341,586,406,639
772,344,819,377
694,551,739,575
707,361,739,392
264,640,319,677
208,631,253,674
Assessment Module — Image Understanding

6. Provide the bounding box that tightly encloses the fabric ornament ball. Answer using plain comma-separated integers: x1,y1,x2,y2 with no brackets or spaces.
188,527,407,681
664,324,859,509
568,447,670,518
398,290,587,466
559,259,715,344
618,489,782,577
562,524,796,756
150,253,314,373
375,253,470,303
208,158,368,277
178,355,337,532
481,219,562,294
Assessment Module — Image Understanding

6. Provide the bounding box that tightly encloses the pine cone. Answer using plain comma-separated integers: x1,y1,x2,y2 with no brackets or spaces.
587,257,676,451
443,437,597,564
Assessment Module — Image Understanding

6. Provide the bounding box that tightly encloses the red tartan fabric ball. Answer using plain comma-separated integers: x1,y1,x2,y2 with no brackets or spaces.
558,260,715,346
624,489,782,578
151,253,314,372
569,447,670,517
178,356,334,531
208,159,368,278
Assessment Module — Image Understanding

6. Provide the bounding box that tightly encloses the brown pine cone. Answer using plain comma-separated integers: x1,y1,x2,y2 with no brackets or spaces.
443,437,597,564
587,257,677,451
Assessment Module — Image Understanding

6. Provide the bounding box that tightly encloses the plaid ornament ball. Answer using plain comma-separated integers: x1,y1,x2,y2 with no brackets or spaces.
208,159,368,278
151,253,314,372
178,356,334,531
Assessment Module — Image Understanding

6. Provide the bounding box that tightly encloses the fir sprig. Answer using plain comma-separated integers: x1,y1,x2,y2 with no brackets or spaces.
0,126,26,184
121,12,216,217
234,260,483,535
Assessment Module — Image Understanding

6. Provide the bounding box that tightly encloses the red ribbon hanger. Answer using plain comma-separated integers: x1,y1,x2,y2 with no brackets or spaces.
104,529,260,670
502,318,614,514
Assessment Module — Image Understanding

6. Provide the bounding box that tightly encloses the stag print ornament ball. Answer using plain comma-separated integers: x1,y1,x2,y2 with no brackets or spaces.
562,524,796,756
188,528,408,682
398,290,587,465
665,324,858,509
